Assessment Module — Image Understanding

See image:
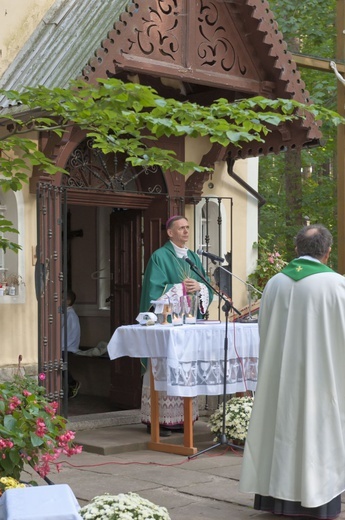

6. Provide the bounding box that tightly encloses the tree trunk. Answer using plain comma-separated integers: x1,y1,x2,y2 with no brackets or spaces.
285,149,303,257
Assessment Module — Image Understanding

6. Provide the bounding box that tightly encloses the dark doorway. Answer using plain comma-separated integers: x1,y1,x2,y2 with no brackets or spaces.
65,205,143,414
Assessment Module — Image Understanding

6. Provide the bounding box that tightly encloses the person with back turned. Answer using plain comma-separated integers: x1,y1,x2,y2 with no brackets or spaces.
140,215,213,435
61,289,81,399
240,224,345,519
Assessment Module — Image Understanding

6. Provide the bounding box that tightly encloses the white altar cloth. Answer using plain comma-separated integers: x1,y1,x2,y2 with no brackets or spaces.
107,322,259,397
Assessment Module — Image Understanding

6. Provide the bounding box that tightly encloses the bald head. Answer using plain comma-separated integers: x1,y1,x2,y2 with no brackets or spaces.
295,224,333,261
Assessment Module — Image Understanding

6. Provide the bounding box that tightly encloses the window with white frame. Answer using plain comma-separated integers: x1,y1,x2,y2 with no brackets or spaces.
0,188,25,302
193,198,232,302
196,200,227,270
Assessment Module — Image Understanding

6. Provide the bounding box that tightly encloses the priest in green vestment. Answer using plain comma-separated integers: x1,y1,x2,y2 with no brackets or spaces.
140,215,213,434
240,224,345,519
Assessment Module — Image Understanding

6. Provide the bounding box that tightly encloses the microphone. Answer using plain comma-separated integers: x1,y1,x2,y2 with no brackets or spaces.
197,248,224,263
183,256,196,267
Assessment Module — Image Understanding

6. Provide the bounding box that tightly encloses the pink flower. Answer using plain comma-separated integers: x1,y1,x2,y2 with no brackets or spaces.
0,375,83,482
7,396,21,412
0,438,14,449
35,418,47,437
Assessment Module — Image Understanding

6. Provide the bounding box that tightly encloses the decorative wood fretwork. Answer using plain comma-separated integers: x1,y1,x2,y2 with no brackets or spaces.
84,0,269,94
62,138,164,195
81,0,321,162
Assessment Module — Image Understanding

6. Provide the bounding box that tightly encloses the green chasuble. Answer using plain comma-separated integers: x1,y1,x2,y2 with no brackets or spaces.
281,257,334,281
139,241,214,374
139,240,213,312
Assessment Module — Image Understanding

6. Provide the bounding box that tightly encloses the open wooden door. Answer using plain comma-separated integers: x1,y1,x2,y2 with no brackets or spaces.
108,197,169,409
109,209,142,409
36,183,67,414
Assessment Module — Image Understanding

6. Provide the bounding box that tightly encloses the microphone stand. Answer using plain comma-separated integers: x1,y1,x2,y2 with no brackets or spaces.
216,265,262,323
184,258,243,458
184,257,241,317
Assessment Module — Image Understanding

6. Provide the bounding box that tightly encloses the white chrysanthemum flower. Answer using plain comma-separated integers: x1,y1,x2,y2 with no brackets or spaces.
208,396,254,443
79,492,171,520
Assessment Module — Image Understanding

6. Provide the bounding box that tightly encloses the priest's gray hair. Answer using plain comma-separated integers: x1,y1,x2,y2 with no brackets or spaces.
165,215,187,230
295,224,333,259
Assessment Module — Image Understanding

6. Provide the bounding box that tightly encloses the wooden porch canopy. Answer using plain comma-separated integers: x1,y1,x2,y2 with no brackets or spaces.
0,0,322,200
79,0,322,196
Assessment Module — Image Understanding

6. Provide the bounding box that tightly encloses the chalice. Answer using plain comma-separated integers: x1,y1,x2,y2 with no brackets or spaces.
161,303,172,325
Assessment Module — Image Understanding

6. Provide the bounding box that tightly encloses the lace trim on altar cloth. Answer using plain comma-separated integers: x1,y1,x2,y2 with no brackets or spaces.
150,356,258,396
162,357,258,387
140,368,199,426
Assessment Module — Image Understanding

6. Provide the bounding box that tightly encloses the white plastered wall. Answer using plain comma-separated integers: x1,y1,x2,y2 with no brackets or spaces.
0,175,37,366
0,0,55,77
0,0,55,371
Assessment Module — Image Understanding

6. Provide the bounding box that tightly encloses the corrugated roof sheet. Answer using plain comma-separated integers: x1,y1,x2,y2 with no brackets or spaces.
0,0,131,110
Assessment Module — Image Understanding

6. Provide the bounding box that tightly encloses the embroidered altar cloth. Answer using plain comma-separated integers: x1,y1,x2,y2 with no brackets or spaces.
107,322,259,397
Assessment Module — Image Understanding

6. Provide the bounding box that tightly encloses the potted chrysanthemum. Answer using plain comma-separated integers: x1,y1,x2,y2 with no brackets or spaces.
79,492,171,520
0,477,26,496
208,395,254,444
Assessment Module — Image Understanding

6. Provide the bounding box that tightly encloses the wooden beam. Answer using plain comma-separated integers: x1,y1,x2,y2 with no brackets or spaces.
290,53,345,74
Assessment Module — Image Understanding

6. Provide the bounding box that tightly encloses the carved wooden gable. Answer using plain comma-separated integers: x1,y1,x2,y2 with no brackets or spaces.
82,0,321,163
85,1,269,96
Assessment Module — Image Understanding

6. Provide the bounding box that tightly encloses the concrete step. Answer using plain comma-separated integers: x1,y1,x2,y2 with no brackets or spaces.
67,408,141,431
71,414,215,456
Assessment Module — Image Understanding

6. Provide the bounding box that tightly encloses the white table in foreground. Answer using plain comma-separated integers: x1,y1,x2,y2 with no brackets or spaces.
107,321,259,455
0,484,81,520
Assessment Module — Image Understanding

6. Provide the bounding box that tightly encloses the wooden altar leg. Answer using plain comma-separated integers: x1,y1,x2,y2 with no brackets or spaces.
183,396,193,447
149,367,160,443
147,367,197,456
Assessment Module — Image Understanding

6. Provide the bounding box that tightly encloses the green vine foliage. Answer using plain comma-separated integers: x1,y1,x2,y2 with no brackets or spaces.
1,77,344,253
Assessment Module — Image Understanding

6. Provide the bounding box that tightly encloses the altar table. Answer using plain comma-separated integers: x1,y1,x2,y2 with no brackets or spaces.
107,321,259,455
